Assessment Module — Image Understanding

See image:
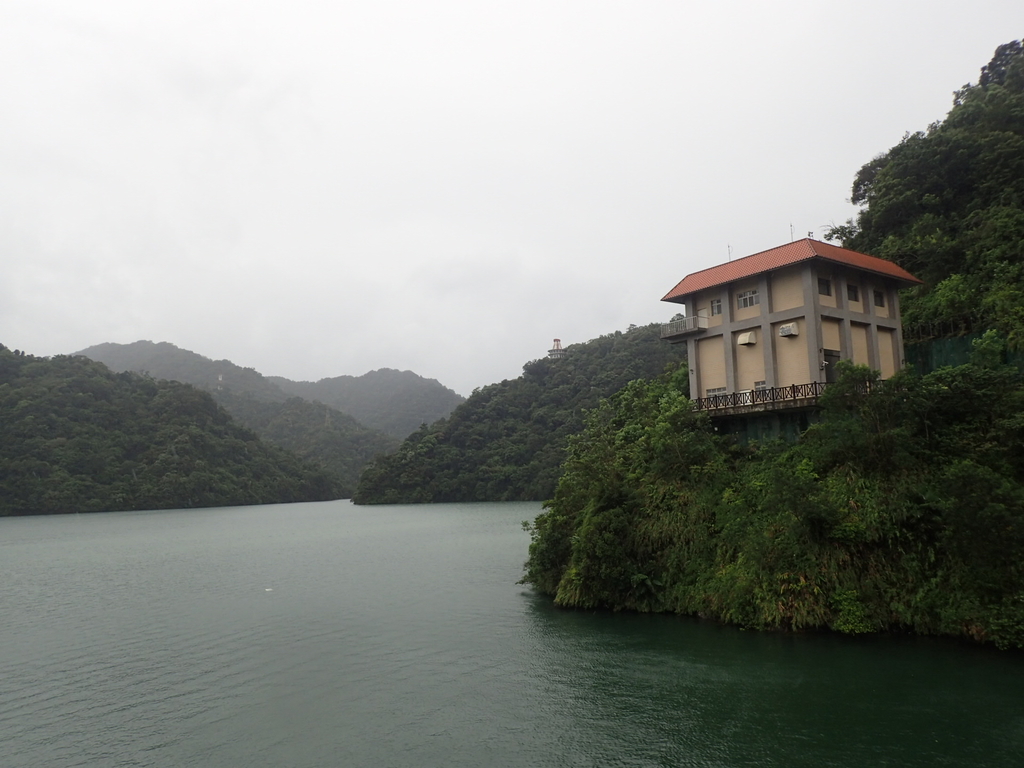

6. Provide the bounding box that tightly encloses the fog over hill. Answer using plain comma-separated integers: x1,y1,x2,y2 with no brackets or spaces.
75,341,464,438
74,341,465,491
269,369,465,439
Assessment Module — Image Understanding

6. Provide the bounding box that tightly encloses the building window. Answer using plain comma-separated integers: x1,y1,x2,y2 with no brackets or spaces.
874,289,886,307
847,284,860,302
706,387,726,397
736,290,759,309
753,380,767,391
818,278,832,296
710,298,722,316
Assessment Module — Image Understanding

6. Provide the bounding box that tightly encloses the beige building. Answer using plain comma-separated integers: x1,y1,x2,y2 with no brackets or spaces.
661,239,921,410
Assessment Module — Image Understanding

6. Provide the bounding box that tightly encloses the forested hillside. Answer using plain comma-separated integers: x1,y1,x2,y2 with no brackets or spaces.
76,341,401,487
523,42,1024,648
269,368,465,439
353,324,686,504
829,39,1024,344
0,345,344,514
523,352,1024,648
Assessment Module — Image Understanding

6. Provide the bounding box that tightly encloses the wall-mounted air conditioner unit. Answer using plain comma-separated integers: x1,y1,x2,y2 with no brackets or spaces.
779,323,799,337
737,331,756,345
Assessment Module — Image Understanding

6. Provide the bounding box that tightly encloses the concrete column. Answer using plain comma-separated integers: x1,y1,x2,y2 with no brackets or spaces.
759,273,776,387
686,338,698,398
866,280,882,371
837,273,854,362
723,286,736,393
802,264,823,383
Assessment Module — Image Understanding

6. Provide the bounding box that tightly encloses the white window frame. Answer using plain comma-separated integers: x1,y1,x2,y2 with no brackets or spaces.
736,290,759,309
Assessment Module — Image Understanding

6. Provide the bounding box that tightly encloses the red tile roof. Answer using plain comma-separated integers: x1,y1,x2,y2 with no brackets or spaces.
661,239,922,303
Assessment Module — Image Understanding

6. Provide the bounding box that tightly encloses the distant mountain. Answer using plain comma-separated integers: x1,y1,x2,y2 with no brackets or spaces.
0,345,344,514
75,341,286,401
75,341,465,439
353,323,687,504
269,369,465,439
74,341,400,490
213,391,399,493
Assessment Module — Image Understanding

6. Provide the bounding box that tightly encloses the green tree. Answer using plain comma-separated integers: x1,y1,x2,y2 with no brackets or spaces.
827,39,1024,345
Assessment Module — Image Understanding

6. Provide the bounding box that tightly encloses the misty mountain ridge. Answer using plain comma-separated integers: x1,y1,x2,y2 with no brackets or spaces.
269,369,465,440
74,341,465,439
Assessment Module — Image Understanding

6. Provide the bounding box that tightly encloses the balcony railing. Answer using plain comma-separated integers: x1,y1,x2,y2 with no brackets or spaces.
693,381,827,412
661,315,709,339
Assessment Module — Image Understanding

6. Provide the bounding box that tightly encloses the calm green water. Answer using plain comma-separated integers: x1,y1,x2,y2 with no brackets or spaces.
1,500,1022,767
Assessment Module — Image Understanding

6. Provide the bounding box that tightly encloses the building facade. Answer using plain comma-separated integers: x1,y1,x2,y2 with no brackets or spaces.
661,239,921,409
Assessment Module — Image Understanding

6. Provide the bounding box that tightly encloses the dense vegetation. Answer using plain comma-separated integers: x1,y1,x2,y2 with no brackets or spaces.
523,347,1024,648
829,40,1024,344
0,345,345,514
353,324,687,504
269,368,465,439
522,43,1024,648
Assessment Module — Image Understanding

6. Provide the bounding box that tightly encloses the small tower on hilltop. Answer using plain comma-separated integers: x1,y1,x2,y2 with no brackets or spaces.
548,338,566,359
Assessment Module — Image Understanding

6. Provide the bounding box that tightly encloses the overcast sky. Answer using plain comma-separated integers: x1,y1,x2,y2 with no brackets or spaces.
1,1,1018,395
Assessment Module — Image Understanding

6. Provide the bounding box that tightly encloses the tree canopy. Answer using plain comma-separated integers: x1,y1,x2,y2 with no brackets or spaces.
830,39,1024,345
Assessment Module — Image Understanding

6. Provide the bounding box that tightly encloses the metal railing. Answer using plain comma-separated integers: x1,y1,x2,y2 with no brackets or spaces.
693,381,828,411
660,315,709,338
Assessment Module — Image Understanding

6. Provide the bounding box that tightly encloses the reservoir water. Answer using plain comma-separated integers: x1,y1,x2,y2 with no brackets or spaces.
2,500,1022,767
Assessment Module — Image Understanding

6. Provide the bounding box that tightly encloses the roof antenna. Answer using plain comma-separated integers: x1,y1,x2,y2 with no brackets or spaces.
790,223,794,242
727,244,732,261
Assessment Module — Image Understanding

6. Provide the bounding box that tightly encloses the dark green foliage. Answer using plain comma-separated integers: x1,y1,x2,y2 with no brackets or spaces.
828,40,1024,346
353,324,688,504
269,369,465,439
523,360,1024,648
0,345,345,515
